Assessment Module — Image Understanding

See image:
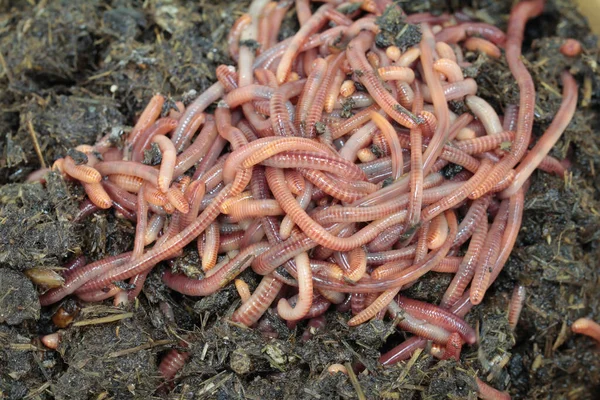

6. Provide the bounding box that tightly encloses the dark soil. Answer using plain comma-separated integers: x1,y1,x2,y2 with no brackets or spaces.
1,1,599,399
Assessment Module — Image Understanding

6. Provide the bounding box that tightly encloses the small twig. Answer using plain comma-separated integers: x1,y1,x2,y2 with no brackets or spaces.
394,103,424,125
0,287,17,304
0,52,14,83
24,382,51,400
8,343,39,351
344,362,366,400
27,116,47,168
396,347,423,384
107,339,175,358
73,312,133,327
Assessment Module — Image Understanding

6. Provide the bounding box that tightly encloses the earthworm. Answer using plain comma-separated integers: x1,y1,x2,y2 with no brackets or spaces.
387,301,453,344
442,218,488,308
385,45,401,61
39,252,132,305
227,199,284,220
348,32,419,129
330,104,378,139
419,78,478,103
434,22,506,45
163,241,269,296
151,135,176,193
95,161,159,187
380,294,474,364
470,199,510,305
367,245,417,266
276,4,332,83
532,155,563,176
144,214,166,245
420,158,493,222
339,79,355,98
426,213,448,250
280,181,313,239
235,279,252,303
420,24,451,176
132,185,148,259
73,199,101,222
284,169,305,195
77,285,120,302
82,182,112,209
266,0,293,50
395,296,477,344
223,136,331,183
571,318,600,343
339,120,378,162
435,42,457,61
440,146,481,173
465,95,504,135
231,275,284,326
127,94,164,147
173,116,215,177
464,37,502,58
108,173,143,193
377,65,415,82
559,38,582,57
63,156,101,183
396,47,421,68
455,131,515,155
171,82,224,152
430,332,463,361
309,211,457,293
295,57,328,137
475,377,510,400
159,347,190,381
257,3,277,52
508,285,526,329
277,252,313,321
261,151,367,181
470,0,545,198
370,112,403,180
268,167,409,252
131,118,179,163
501,71,577,198
487,187,525,289
303,53,345,138
166,187,189,213
201,222,220,272
432,58,463,82
76,181,240,292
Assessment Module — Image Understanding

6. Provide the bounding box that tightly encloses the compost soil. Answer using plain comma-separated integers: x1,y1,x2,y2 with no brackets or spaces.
0,0,599,399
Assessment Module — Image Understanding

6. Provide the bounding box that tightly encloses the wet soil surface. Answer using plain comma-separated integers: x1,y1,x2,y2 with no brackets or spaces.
0,0,599,399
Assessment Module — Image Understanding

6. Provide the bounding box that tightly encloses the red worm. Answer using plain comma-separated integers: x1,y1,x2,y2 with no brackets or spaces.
508,285,526,329
476,377,510,400
347,32,419,129
162,242,269,296
159,347,190,381
471,0,546,198
571,318,600,343
395,296,477,344
500,71,577,198
231,275,283,326
127,94,164,147
131,118,178,163
39,252,132,306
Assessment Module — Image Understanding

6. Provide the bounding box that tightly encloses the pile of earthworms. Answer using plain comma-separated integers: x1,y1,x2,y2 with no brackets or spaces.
29,0,597,397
